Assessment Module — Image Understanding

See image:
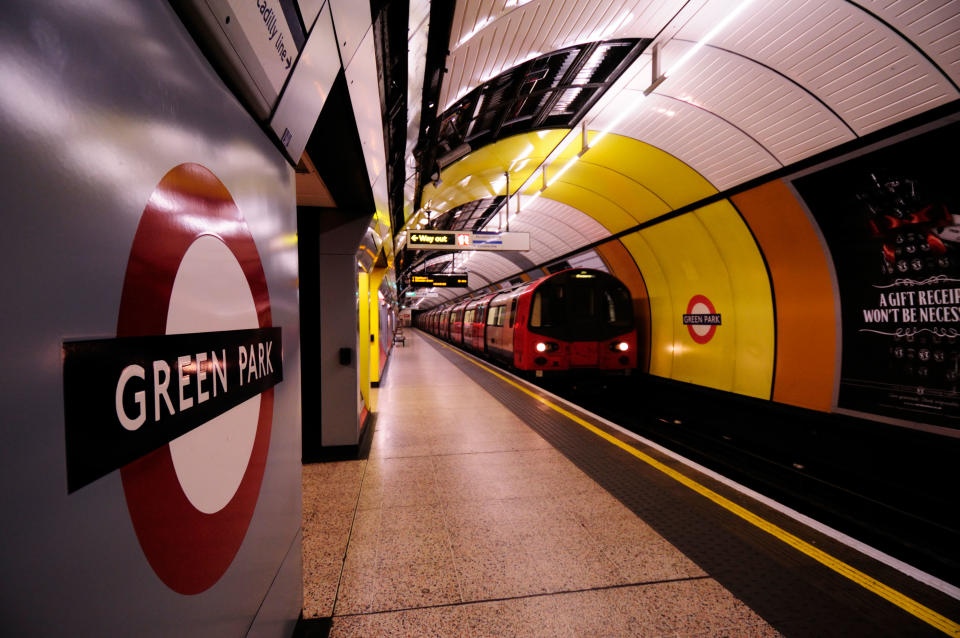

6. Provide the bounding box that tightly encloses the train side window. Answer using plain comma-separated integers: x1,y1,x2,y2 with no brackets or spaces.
507,298,518,327
487,306,499,326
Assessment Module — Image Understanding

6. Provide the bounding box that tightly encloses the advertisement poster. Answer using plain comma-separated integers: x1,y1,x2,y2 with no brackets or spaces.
793,120,960,429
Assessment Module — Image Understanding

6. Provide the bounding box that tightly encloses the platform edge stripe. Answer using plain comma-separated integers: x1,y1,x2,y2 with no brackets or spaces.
427,337,960,637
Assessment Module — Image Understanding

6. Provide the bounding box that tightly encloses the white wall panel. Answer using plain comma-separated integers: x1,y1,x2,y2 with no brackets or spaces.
270,4,341,163
345,28,386,191
0,2,301,634
298,0,324,30
330,0,372,68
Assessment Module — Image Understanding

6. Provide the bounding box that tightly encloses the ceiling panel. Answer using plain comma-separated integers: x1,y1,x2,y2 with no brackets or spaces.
675,0,959,135
443,0,685,109
568,250,608,271
594,91,780,190
657,41,856,165
852,0,960,87
412,0,960,302
409,192,611,306
520,196,610,238
466,251,518,283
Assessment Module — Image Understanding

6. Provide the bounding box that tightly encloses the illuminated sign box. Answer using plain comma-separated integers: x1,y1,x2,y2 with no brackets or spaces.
408,232,457,247
407,231,529,251
410,273,468,288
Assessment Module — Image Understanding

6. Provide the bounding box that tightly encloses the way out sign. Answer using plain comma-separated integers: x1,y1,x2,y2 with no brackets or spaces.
407,230,530,251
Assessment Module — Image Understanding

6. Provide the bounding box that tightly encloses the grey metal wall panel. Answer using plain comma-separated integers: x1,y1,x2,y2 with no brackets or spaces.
246,530,304,638
0,1,300,636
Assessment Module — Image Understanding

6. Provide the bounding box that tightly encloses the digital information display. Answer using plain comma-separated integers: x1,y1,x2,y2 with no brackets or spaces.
410,273,469,288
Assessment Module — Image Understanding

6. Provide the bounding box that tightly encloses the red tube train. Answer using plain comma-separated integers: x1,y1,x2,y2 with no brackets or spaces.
416,268,637,375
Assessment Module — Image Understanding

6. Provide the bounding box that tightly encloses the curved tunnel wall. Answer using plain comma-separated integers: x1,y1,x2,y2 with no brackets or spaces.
423,109,960,433
732,180,839,412
519,133,777,401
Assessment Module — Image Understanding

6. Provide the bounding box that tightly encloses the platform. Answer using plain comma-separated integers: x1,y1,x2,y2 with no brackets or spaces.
302,331,960,637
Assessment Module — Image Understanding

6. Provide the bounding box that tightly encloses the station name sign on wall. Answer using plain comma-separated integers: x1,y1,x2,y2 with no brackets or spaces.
411,273,469,288
407,231,530,251
63,327,282,492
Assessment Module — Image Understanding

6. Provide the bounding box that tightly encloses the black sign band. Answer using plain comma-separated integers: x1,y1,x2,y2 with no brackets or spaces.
63,327,282,492
683,313,722,325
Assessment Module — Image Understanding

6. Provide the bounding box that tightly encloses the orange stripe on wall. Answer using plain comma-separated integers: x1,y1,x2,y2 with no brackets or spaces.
732,181,836,411
597,239,652,373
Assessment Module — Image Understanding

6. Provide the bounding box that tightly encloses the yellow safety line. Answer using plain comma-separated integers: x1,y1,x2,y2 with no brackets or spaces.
429,337,960,636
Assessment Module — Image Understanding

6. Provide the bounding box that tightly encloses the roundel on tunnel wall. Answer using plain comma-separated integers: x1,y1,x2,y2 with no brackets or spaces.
117,163,275,595
684,294,721,345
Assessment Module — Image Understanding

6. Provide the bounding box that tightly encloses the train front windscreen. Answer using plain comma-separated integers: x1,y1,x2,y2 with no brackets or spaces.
528,270,634,341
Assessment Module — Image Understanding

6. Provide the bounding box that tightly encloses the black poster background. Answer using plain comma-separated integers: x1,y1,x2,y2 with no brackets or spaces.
793,120,960,428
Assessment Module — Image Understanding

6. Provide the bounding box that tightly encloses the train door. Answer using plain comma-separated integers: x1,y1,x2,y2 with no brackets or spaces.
504,297,518,362
485,302,507,360
474,303,486,352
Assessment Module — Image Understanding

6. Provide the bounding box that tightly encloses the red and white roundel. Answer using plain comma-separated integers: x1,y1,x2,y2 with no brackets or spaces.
116,164,273,595
686,295,718,344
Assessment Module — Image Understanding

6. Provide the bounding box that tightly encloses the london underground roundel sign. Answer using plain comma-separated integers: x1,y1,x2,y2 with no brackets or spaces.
683,294,722,344
115,164,277,594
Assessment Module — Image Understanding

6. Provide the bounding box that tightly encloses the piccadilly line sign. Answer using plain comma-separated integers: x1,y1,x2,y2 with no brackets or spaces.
63,327,282,493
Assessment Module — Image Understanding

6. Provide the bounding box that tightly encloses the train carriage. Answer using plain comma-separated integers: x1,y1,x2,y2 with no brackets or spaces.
448,300,471,346
463,293,497,352
420,269,636,374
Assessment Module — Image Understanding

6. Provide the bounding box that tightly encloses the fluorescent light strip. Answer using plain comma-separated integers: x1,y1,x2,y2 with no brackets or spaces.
664,0,756,78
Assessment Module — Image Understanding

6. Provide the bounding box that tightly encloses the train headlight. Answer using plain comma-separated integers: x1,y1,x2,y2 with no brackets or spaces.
535,342,559,353
610,341,629,352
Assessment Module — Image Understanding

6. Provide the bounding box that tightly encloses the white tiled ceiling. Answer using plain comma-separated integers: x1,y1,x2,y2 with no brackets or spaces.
443,0,688,108
465,251,519,283
673,0,959,135
655,41,856,165
414,194,610,305
427,0,960,274
568,250,608,271
592,90,782,190
851,0,960,88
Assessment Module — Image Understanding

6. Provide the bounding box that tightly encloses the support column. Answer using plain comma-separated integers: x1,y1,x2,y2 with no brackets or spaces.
368,267,387,387
357,271,371,415
299,207,372,460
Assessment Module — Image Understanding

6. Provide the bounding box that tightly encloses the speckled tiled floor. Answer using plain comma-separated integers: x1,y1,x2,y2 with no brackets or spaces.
303,332,781,636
